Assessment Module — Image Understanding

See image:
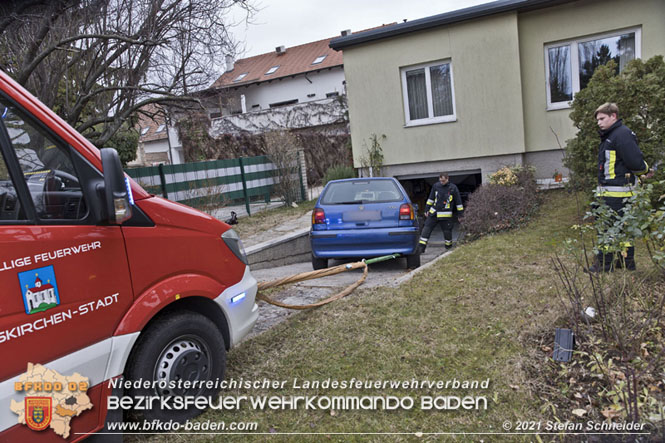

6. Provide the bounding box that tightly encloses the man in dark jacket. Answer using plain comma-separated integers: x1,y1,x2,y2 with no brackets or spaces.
418,173,463,253
589,102,651,272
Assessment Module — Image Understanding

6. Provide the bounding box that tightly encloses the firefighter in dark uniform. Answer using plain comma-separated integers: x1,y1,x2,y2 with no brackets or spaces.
419,173,463,253
589,102,651,272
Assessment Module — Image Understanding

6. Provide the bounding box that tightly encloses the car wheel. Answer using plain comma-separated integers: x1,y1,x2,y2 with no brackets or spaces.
125,311,226,422
406,251,421,269
312,254,328,270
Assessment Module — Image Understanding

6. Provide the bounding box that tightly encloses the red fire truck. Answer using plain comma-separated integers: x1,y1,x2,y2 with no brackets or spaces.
0,69,258,441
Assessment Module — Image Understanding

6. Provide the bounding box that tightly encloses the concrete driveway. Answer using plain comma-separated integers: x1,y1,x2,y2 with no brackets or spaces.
246,226,457,339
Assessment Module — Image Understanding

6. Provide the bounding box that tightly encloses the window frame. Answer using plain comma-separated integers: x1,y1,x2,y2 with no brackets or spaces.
312,55,327,65
400,59,457,127
0,93,98,225
544,27,641,110
232,72,248,82
265,65,280,75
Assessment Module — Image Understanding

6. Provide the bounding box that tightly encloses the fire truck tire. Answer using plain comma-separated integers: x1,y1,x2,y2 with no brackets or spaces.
125,310,226,422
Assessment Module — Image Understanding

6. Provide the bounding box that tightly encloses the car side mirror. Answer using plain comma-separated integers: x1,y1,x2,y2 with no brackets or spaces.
100,148,132,224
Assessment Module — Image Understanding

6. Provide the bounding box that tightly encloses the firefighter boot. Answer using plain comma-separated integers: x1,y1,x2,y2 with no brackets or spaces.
615,246,636,270
586,253,615,273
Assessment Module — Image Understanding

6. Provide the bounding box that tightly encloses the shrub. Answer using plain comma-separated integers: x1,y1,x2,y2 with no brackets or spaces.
461,166,539,238
488,166,519,186
323,164,355,185
262,130,302,205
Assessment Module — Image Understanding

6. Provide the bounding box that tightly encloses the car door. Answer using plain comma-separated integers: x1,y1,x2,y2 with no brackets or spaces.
0,95,134,388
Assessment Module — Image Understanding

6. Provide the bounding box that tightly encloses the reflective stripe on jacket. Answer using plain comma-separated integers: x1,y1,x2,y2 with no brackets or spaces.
596,120,648,197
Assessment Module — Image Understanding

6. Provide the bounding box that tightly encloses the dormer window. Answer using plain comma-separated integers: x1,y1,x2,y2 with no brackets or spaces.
233,72,248,82
312,55,327,65
265,65,279,75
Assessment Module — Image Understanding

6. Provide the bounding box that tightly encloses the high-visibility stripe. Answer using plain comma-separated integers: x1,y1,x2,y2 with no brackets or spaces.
597,190,633,197
605,150,616,180
444,240,452,245
426,199,434,205
595,185,635,198
429,207,436,214
437,212,453,218
419,238,428,245
456,205,464,211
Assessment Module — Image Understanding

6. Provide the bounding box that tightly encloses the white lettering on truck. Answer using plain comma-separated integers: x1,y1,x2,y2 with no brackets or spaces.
0,293,119,344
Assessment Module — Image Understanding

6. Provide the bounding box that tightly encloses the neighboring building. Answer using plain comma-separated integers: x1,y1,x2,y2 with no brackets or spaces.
209,36,345,116
131,103,184,166
206,30,397,135
330,0,665,200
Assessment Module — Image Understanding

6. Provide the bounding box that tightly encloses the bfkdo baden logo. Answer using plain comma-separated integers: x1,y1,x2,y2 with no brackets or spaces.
11,363,92,439
25,397,52,431
18,265,60,315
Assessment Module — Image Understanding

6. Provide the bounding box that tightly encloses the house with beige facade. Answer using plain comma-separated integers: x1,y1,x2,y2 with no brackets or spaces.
330,0,664,204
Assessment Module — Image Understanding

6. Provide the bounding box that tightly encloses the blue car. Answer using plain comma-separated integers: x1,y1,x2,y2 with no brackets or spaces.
310,177,421,270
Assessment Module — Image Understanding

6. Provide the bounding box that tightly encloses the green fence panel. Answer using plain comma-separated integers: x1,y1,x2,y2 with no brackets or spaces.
124,154,284,212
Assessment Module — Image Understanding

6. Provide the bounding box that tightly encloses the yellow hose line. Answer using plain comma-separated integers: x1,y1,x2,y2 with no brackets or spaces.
256,261,368,310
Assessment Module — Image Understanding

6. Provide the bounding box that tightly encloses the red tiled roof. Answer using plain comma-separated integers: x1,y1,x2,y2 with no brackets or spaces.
137,103,168,143
211,36,344,89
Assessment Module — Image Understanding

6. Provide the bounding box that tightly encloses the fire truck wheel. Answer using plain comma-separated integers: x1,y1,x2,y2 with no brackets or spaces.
125,311,226,422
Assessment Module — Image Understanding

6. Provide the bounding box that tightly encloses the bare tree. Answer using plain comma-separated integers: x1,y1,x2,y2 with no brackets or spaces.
0,0,254,155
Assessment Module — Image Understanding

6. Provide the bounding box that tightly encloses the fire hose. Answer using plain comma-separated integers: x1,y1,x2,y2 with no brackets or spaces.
256,254,402,310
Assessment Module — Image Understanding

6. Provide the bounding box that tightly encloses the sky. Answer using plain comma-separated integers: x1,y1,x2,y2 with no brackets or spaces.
227,0,500,59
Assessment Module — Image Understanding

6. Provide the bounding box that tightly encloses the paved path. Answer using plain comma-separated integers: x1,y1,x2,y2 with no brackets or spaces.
245,225,459,340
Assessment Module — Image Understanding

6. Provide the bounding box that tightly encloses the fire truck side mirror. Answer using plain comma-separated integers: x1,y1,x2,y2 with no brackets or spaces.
100,148,132,224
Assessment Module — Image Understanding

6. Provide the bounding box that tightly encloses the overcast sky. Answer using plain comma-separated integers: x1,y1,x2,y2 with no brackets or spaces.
228,0,500,58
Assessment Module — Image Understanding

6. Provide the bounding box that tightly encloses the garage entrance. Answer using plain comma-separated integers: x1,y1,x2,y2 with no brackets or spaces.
397,171,482,218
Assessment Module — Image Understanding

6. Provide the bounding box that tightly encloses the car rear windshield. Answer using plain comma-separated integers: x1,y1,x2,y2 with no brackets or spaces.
321,180,404,204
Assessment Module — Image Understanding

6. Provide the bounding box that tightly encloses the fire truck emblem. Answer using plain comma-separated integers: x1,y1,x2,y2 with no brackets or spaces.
25,397,52,431
18,265,61,315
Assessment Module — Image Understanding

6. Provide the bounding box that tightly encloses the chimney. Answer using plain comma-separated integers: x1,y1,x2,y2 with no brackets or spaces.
225,54,234,72
340,29,351,36
275,45,286,54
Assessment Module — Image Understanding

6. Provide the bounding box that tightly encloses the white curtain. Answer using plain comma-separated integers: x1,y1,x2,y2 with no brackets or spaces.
406,69,428,120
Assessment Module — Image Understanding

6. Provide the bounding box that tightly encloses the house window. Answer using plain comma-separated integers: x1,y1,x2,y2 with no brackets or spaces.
545,28,640,110
140,127,150,136
265,65,279,75
312,55,327,65
155,124,165,133
326,92,339,98
400,60,456,126
233,72,248,82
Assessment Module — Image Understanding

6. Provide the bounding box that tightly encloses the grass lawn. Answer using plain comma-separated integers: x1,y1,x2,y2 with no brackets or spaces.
139,189,662,441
